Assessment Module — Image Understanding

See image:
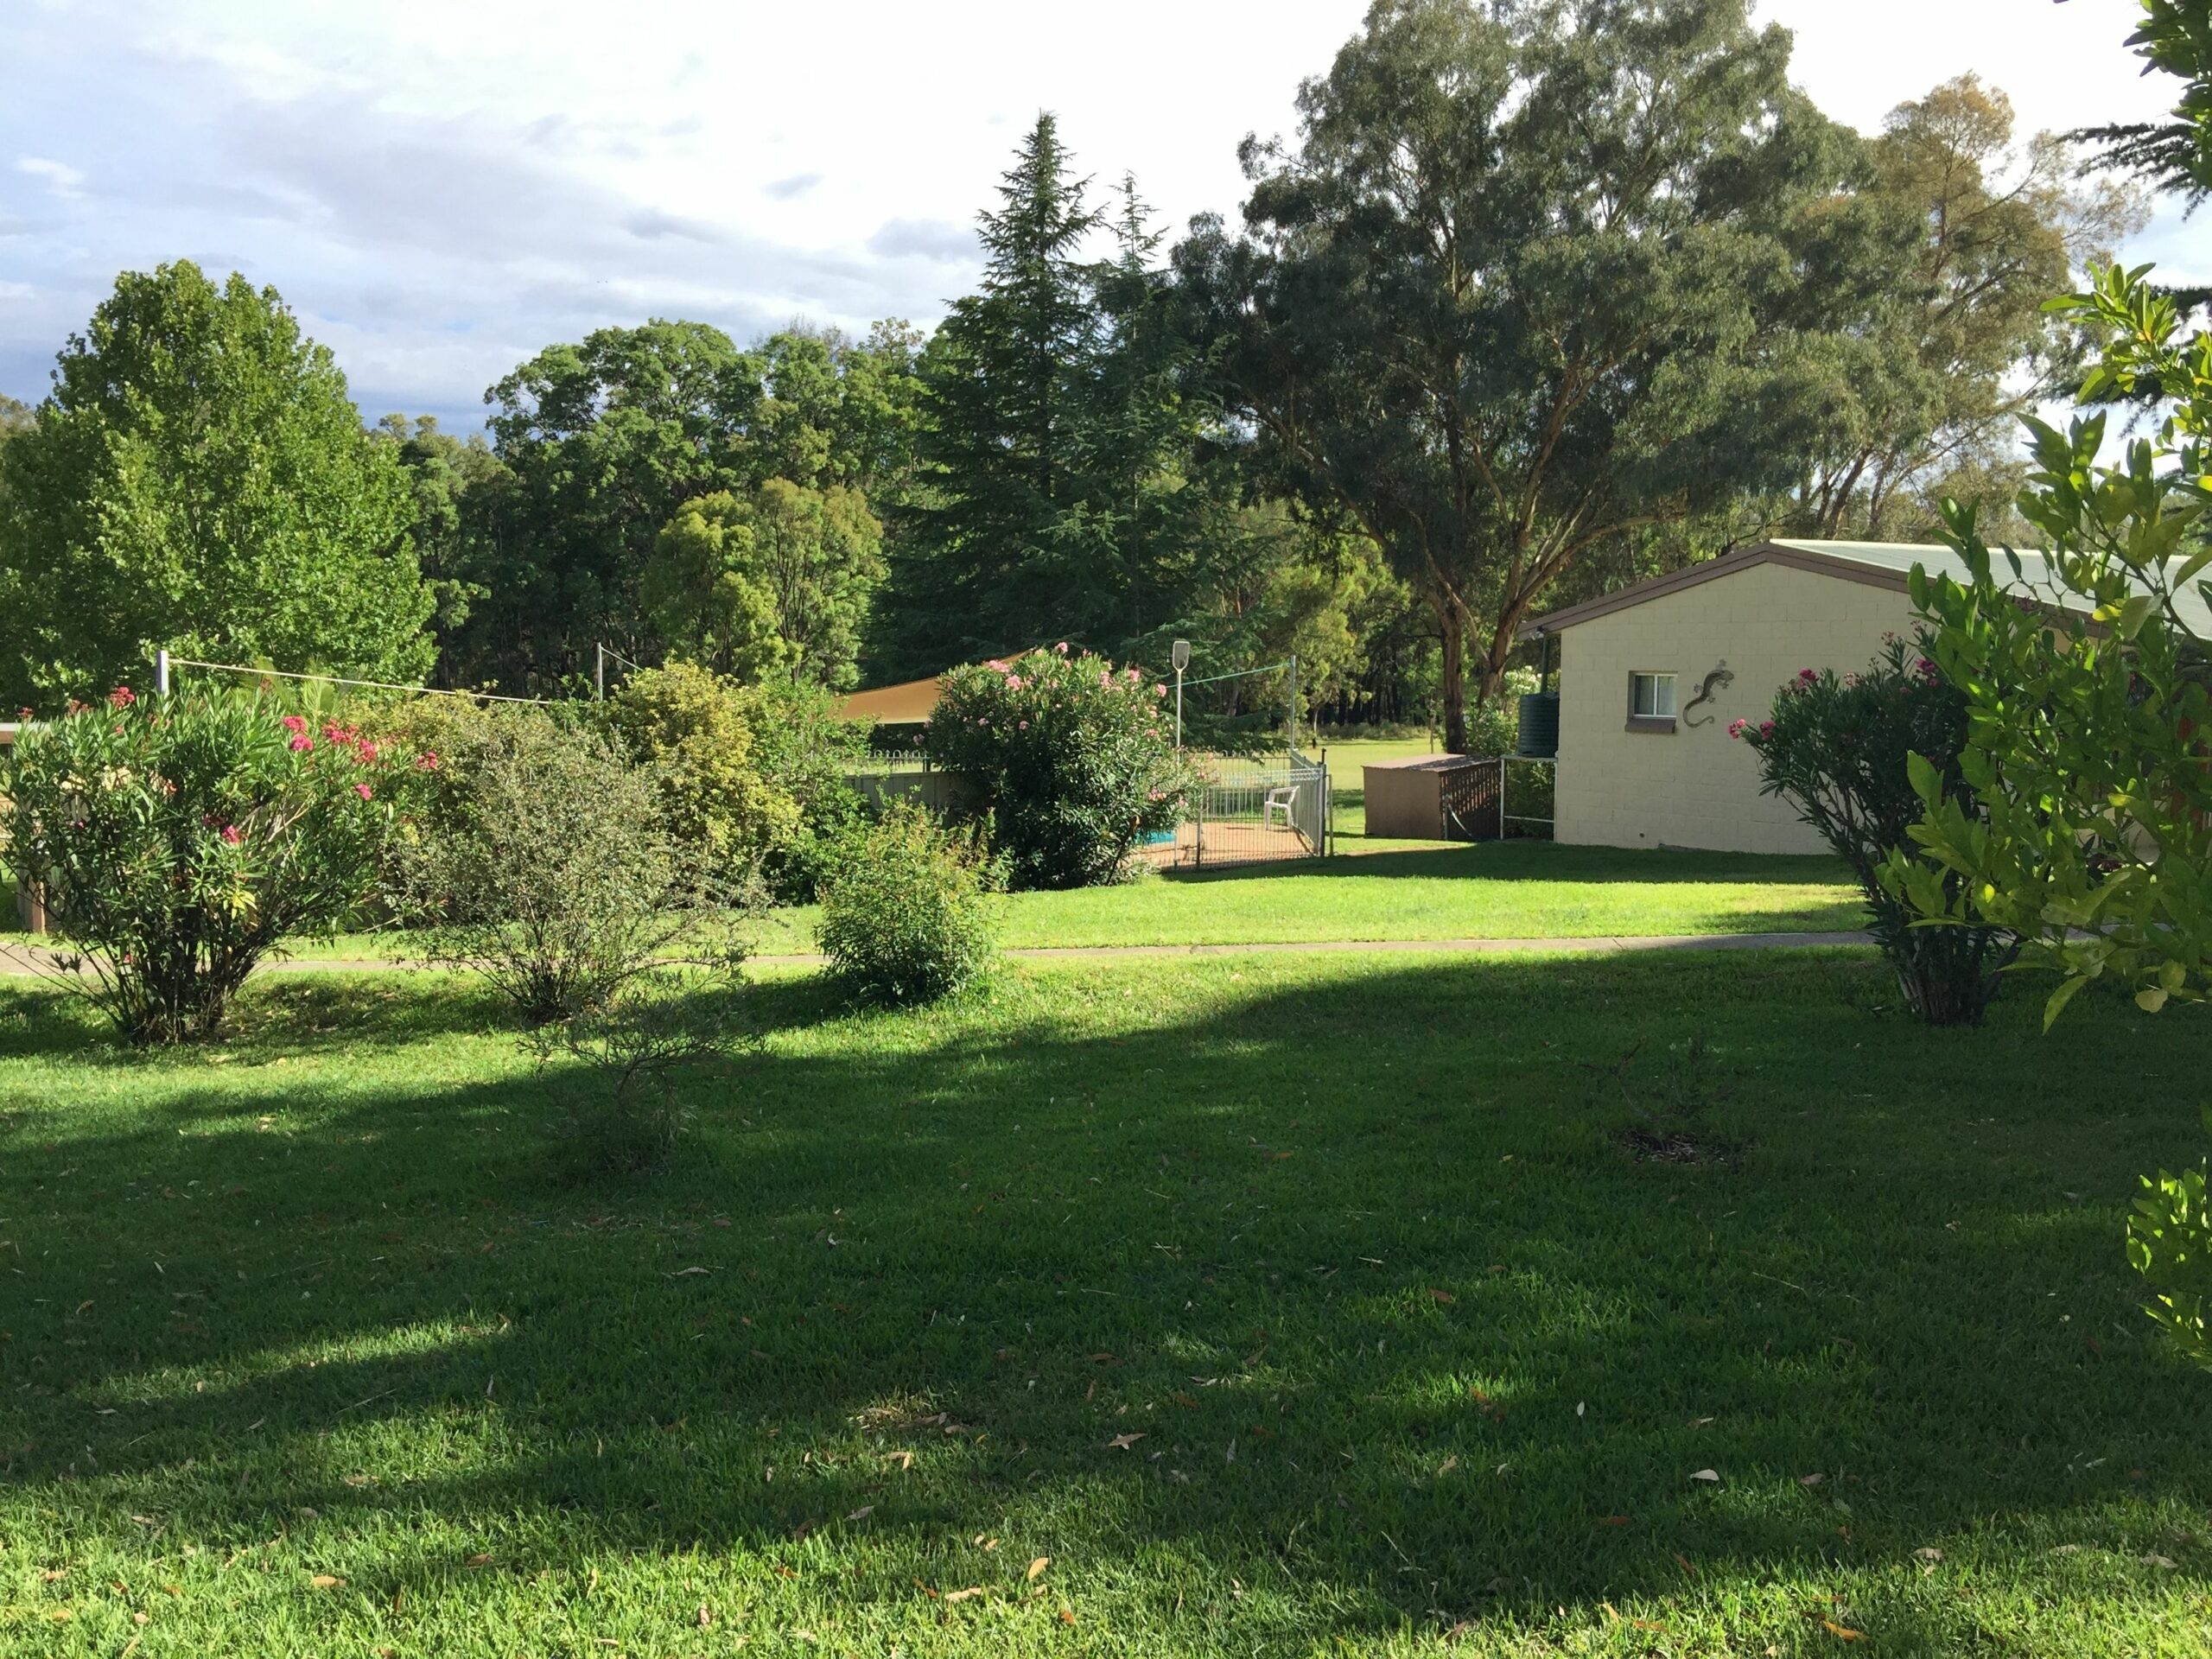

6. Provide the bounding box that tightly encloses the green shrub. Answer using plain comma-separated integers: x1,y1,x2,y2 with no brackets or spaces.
398,707,732,1023
528,965,758,1173
605,663,800,869
0,688,417,1043
1738,638,2016,1026
2127,1127,2212,1372
925,645,1193,889
816,803,995,1003
733,677,871,903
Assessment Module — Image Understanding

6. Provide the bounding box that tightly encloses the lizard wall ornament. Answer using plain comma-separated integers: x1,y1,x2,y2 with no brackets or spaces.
1681,664,1733,728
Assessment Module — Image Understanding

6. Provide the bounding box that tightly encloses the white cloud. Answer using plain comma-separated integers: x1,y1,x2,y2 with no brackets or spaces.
0,0,2196,424
16,156,84,198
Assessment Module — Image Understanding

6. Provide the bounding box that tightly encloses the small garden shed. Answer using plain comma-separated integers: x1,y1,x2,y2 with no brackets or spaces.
1363,753,1490,840
1514,537,2182,855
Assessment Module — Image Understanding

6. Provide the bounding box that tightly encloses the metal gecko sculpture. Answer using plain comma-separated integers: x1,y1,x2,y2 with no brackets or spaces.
1681,664,1733,728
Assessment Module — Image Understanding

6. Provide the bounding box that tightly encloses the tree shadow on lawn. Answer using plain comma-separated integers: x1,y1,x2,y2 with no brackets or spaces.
1155,840,1852,890
3,952,2208,1650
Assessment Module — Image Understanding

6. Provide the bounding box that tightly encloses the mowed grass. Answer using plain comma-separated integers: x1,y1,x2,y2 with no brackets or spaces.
205,843,1860,962
3,951,2210,1656
756,843,1865,954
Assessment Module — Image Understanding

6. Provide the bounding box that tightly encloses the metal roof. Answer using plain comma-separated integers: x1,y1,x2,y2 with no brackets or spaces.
1517,537,2212,639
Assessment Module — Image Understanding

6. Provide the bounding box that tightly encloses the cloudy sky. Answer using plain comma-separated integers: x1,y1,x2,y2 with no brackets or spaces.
2,0,2201,429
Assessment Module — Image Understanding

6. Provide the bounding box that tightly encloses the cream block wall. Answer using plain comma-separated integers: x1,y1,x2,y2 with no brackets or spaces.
1552,562,1920,855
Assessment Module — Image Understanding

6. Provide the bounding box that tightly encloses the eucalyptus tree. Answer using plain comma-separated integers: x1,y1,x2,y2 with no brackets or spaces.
1177,0,1892,752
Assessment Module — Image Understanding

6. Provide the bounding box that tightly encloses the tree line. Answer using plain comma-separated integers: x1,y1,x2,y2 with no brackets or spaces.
0,0,2152,750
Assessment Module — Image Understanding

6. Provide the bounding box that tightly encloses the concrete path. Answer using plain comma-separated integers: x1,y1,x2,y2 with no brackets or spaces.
1,930,1872,977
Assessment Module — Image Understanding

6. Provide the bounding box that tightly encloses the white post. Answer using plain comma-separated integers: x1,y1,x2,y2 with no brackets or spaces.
595,644,606,702
156,647,170,696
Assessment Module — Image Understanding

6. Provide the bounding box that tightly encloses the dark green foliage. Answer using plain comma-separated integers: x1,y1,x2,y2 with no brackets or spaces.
926,645,1192,889
881,121,1235,675
815,803,996,1003
448,321,924,693
528,966,759,1173
1176,0,1899,752
1739,639,2013,1025
0,262,434,712
0,690,417,1042
397,707,720,1023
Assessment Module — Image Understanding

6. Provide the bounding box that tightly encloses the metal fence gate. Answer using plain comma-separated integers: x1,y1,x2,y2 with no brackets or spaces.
1440,756,1556,841
1140,751,1330,870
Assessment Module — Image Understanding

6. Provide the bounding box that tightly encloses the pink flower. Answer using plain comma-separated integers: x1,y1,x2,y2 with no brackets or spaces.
109,685,135,709
1055,641,1069,653
281,715,308,734
1797,668,1817,683
1124,667,1141,682
1100,671,1111,686
1759,720,1775,739
353,782,373,801
220,824,242,846
1017,720,1029,730
1916,656,1938,680
416,751,440,771
1727,718,1747,739
354,739,378,762
1005,674,1022,690
289,734,315,752
984,658,1009,672
977,717,989,728
1154,683,1166,697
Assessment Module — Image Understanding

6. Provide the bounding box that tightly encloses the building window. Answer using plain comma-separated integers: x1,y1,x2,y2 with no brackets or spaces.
1628,671,1677,732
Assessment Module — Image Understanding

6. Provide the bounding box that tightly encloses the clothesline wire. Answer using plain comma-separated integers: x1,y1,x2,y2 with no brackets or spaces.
164,657,549,706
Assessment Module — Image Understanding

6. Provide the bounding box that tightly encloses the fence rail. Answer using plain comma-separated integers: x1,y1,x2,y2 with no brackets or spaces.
1140,753,1330,872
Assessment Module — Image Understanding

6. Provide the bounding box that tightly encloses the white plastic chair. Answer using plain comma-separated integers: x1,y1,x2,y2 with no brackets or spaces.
1263,784,1299,831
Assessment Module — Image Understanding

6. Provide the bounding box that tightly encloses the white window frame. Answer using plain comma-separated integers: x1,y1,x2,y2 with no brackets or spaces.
1628,671,1678,724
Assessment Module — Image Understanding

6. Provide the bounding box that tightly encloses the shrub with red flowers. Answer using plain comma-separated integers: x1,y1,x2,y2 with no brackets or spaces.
0,689,416,1042
925,644,1193,889
1736,636,2013,1025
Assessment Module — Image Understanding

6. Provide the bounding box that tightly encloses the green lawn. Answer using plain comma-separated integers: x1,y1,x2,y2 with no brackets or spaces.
68,843,1859,962
757,842,1863,954
5,952,2209,1656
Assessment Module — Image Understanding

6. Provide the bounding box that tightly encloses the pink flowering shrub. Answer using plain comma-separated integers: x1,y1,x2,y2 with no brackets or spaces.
926,646,1194,889
0,690,416,1042
1736,636,2012,1025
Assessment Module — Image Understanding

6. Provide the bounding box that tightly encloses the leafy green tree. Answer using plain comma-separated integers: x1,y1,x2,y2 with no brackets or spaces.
1878,1,2212,1372
0,262,433,711
641,480,884,689
754,322,926,501
372,414,514,648
2071,0,2212,215
0,393,32,442
1176,0,1901,753
1788,76,2145,542
458,320,764,692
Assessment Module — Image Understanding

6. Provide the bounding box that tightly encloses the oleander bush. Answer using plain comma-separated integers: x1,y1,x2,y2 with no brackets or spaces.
925,645,1192,889
0,687,418,1042
1738,637,2014,1025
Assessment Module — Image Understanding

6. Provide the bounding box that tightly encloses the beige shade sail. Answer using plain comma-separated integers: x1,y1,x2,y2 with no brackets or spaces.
833,675,943,725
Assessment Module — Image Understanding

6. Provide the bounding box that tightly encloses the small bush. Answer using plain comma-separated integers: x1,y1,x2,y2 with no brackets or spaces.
817,803,995,1003
398,707,734,1023
528,965,758,1173
1738,638,2015,1026
0,689,417,1043
926,645,1192,889
2128,1128,2212,1373
605,662,801,870
736,677,872,902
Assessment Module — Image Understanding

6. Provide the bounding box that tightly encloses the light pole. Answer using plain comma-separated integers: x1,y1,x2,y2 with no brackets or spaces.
1171,639,1191,749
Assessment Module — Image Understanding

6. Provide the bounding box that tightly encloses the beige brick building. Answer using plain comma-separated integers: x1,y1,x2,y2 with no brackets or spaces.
1516,539,2132,856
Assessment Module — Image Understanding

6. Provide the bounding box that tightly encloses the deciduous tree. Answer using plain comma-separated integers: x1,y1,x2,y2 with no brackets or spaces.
0,262,433,710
